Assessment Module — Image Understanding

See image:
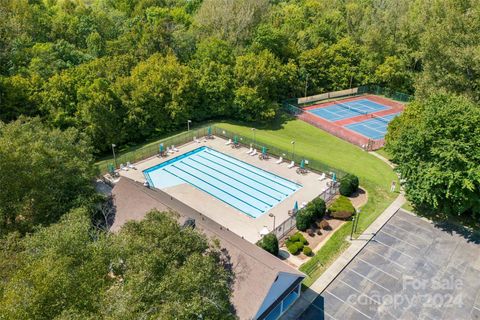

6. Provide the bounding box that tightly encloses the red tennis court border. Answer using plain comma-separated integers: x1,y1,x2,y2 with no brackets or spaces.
297,94,405,150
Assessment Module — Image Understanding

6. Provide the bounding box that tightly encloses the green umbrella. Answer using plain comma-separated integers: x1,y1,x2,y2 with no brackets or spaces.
300,159,305,169
207,127,212,135
234,135,238,144
159,144,164,153
108,163,115,173
294,201,299,211
332,172,337,181
262,146,267,154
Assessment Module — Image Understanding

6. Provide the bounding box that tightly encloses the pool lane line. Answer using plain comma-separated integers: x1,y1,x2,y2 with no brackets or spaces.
202,149,299,191
204,148,302,188
178,160,275,207
162,166,259,218
168,164,266,214
188,156,286,200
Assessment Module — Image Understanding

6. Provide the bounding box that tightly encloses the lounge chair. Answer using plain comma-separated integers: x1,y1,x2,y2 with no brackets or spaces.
318,173,326,181
169,147,175,154
250,149,257,156
172,145,179,152
287,161,295,169
127,162,136,169
275,157,283,164
225,139,232,145
120,163,129,171
246,147,253,154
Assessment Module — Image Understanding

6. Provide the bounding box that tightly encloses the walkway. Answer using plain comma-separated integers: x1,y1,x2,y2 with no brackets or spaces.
279,192,406,320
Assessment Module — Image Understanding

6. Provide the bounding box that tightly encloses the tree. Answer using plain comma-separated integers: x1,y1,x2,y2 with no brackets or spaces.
0,118,97,234
386,93,480,220
257,233,279,256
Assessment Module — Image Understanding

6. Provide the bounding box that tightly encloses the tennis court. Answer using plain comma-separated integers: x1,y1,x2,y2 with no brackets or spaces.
308,99,388,122
345,113,400,140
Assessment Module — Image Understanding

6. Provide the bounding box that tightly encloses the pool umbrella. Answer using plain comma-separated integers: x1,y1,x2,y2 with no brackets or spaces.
234,135,238,144
108,163,114,173
207,127,212,136
300,159,305,169
332,172,337,182
262,146,267,154
159,144,164,153
259,226,270,236
294,201,299,212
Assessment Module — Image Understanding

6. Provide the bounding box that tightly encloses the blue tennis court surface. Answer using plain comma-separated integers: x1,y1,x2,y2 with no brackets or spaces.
143,147,302,218
345,113,400,140
307,99,388,121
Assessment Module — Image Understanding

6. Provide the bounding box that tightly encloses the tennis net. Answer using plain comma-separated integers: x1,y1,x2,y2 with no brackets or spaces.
334,100,369,116
370,113,396,124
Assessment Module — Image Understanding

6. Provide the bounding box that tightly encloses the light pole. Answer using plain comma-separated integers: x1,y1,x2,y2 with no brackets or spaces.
350,216,355,240
354,209,361,233
291,140,296,162
251,128,256,148
187,119,192,131
269,213,276,231
111,144,117,168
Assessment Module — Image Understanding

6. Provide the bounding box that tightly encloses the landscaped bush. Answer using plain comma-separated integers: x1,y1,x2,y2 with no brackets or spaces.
294,241,304,251
319,219,331,230
316,229,322,236
303,246,313,256
310,197,326,220
307,228,315,237
296,209,313,231
328,196,356,220
287,243,299,255
339,174,360,196
257,233,279,256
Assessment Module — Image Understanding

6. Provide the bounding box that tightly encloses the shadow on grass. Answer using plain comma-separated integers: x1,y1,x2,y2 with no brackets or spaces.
216,112,296,132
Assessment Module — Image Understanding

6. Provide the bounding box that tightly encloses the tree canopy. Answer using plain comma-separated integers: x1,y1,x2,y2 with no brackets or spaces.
386,93,480,221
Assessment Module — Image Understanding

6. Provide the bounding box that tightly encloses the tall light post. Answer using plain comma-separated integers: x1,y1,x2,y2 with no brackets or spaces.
354,209,361,233
350,216,355,241
269,213,276,232
111,144,117,168
251,128,256,148
291,140,296,162
187,119,192,131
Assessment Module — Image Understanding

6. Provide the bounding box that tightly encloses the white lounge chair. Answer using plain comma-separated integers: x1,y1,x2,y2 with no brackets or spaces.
275,157,283,164
120,163,129,171
225,139,232,145
318,173,326,181
172,145,179,152
127,162,136,169
287,161,295,169
246,147,253,154
250,149,257,156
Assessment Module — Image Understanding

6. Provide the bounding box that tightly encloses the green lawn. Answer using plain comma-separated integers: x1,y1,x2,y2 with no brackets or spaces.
96,117,399,286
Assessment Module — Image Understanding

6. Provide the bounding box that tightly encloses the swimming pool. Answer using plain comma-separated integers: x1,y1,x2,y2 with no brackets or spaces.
143,147,302,218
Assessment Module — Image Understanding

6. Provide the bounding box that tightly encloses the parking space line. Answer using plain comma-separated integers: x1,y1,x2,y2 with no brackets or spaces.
339,279,382,305
377,230,421,250
371,238,414,259
473,305,480,311
357,257,400,280
393,215,434,235
325,290,372,319
383,223,431,242
364,247,407,269
310,302,338,320
346,268,392,293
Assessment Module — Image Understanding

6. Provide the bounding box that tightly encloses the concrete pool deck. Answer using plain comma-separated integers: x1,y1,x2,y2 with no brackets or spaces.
118,136,332,243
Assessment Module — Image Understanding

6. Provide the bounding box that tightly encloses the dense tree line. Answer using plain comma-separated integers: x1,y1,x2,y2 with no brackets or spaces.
2,0,479,153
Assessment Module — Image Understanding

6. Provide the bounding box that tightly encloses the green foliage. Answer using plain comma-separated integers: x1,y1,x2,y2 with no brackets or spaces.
257,233,279,256
0,210,234,319
310,197,327,220
303,246,313,256
287,243,299,255
386,93,480,220
339,174,360,196
0,118,97,234
329,196,356,220
296,209,313,231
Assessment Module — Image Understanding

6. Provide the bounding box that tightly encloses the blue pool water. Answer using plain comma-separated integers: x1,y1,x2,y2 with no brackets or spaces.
143,147,302,218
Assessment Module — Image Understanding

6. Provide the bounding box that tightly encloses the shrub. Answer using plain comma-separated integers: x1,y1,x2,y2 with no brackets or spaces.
296,209,313,231
316,229,322,236
294,241,304,251
296,232,308,245
310,197,326,220
257,233,279,256
319,219,331,230
287,243,299,255
329,196,356,220
289,233,300,242
303,246,313,256
339,174,360,196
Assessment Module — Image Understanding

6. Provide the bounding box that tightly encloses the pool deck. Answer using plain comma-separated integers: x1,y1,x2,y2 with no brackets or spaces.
118,136,331,243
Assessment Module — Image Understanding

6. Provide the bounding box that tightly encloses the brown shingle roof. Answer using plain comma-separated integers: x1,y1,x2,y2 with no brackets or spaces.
111,177,303,320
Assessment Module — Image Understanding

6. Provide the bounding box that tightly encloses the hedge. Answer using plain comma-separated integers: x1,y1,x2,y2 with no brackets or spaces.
328,195,355,219
339,174,359,196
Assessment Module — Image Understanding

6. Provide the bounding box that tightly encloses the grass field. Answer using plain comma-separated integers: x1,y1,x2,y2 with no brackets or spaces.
96,116,399,286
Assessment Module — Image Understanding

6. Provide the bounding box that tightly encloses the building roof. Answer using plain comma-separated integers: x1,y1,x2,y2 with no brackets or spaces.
111,177,304,320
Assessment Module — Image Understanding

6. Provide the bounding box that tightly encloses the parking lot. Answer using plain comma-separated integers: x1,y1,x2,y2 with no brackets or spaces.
300,209,480,320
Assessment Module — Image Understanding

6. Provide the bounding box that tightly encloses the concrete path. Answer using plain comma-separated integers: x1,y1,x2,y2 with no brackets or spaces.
279,192,406,320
